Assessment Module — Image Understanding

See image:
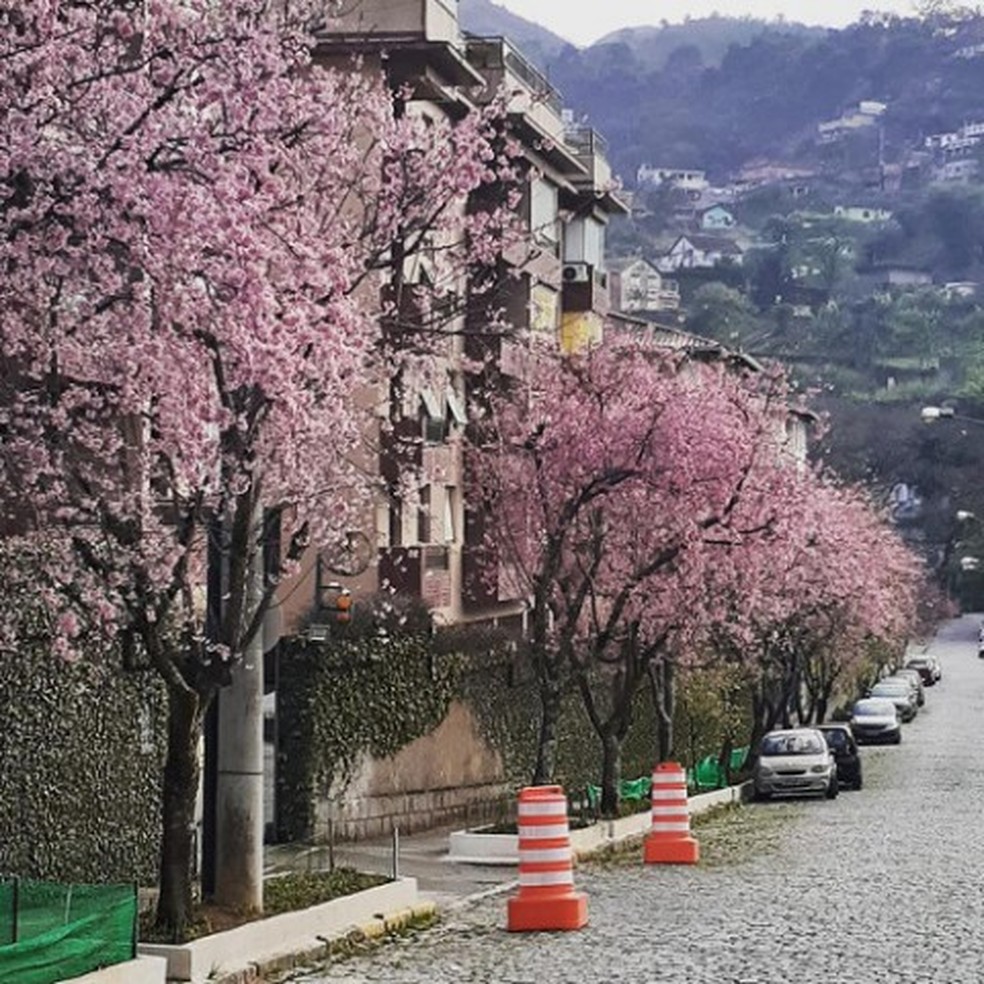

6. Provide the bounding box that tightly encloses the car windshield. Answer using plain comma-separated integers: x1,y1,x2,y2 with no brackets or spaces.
760,733,825,755
871,682,907,695
853,700,894,717
821,729,848,748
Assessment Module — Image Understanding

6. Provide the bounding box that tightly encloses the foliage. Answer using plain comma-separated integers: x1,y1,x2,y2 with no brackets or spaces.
0,543,166,884
276,630,462,842
263,869,389,917
0,0,519,935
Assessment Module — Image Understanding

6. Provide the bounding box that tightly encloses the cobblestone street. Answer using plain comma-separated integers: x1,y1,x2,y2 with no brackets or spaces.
291,615,984,984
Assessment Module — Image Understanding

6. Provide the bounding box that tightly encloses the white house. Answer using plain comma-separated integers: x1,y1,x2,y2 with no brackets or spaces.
636,165,708,192
833,205,893,223
607,256,680,313
657,234,744,272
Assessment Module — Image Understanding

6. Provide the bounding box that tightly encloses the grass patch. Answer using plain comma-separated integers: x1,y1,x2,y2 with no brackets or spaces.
581,800,798,870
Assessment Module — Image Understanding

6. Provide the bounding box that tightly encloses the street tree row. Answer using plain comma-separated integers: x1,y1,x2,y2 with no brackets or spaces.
472,339,927,815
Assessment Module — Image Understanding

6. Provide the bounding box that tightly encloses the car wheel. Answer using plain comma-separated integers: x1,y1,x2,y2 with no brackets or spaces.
853,772,863,791
825,778,839,799
754,788,771,802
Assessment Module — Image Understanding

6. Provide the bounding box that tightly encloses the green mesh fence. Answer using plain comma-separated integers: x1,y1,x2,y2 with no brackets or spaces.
688,747,749,790
0,879,15,946
0,879,136,984
585,775,652,809
584,751,751,809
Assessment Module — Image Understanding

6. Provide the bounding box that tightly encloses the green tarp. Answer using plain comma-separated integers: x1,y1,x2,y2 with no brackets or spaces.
689,747,749,790
584,749,750,809
0,879,136,984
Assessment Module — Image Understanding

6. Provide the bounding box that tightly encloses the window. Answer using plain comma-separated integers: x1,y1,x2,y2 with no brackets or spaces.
417,485,431,544
420,388,446,444
444,486,457,543
530,178,559,253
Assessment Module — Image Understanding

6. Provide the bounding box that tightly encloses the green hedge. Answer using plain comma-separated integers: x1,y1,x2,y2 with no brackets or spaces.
0,640,166,884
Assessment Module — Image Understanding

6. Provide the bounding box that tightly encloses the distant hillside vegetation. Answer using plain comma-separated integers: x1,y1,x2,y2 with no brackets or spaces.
459,5,984,186
595,15,824,70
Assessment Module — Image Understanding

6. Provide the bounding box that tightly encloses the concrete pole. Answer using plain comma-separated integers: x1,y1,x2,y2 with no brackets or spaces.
214,522,265,913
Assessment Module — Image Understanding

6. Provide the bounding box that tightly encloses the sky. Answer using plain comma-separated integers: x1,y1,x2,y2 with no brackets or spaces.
493,0,923,47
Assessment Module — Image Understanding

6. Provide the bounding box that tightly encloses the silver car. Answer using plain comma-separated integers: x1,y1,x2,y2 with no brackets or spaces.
753,728,839,801
850,697,901,745
868,678,918,721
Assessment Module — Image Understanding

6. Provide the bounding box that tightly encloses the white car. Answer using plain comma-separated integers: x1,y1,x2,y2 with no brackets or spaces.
850,697,901,745
753,728,838,801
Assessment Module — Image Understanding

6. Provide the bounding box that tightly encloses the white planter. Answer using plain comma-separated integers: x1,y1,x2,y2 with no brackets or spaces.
138,877,420,984
445,783,752,865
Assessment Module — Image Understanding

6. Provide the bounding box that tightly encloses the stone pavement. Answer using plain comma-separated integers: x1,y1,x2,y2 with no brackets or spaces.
264,822,517,910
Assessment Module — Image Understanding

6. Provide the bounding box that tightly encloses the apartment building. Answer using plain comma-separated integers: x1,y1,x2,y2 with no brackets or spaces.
267,0,627,838
274,0,627,643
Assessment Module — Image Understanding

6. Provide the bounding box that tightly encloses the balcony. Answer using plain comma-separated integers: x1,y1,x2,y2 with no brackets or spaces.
379,545,452,607
564,125,627,213
465,38,582,174
314,0,483,95
322,0,460,44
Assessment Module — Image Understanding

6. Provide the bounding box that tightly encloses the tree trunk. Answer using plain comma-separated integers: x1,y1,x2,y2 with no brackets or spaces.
599,732,621,817
156,683,206,941
532,677,562,785
718,733,734,787
649,660,675,762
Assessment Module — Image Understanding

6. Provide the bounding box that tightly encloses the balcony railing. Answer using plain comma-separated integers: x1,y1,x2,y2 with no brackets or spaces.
465,37,564,118
564,124,609,159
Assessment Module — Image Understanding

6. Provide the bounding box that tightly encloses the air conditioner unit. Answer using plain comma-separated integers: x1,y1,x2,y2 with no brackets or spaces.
562,262,590,283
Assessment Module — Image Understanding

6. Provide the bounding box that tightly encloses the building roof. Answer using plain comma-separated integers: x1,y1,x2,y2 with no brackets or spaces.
671,234,744,255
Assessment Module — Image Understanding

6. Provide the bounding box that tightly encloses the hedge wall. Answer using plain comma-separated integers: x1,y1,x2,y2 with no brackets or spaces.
275,633,673,837
0,642,166,884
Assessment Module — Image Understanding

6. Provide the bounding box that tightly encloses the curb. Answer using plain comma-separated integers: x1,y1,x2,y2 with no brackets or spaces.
214,902,438,984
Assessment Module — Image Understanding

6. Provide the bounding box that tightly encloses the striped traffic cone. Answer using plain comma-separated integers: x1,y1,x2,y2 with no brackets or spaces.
643,761,699,864
507,785,588,931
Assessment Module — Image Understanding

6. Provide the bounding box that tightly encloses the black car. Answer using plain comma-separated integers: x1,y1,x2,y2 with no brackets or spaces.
905,656,939,686
817,722,863,790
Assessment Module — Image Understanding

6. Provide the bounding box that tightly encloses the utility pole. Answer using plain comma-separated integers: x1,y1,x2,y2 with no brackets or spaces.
213,504,265,912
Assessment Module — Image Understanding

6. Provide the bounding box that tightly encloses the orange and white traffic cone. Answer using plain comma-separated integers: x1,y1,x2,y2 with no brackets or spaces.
643,761,699,865
506,785,588,931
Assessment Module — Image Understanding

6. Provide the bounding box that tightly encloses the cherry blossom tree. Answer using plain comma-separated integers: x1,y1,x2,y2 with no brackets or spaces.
475,336,926,813
704,474,924,755
0,1,517,937
473,337,797,807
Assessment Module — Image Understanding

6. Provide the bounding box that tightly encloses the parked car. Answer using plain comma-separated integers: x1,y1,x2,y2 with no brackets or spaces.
817,722,863,790
905,656,940,685
868,678,918,722
886,669,925,706
850,697,902,744
753,728,838,801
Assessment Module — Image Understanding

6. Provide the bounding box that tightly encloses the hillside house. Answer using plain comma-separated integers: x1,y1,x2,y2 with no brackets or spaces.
833,205,893,223
636,165,708,193
699,204,736,230
657,234,744,272
607,256,680,313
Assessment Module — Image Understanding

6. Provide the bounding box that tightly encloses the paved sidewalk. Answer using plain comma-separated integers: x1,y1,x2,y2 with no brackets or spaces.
264,823,517,910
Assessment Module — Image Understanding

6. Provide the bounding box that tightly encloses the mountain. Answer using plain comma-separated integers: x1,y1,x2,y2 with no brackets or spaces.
458,0,573,64
594,15,824,70
459,5,984,192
